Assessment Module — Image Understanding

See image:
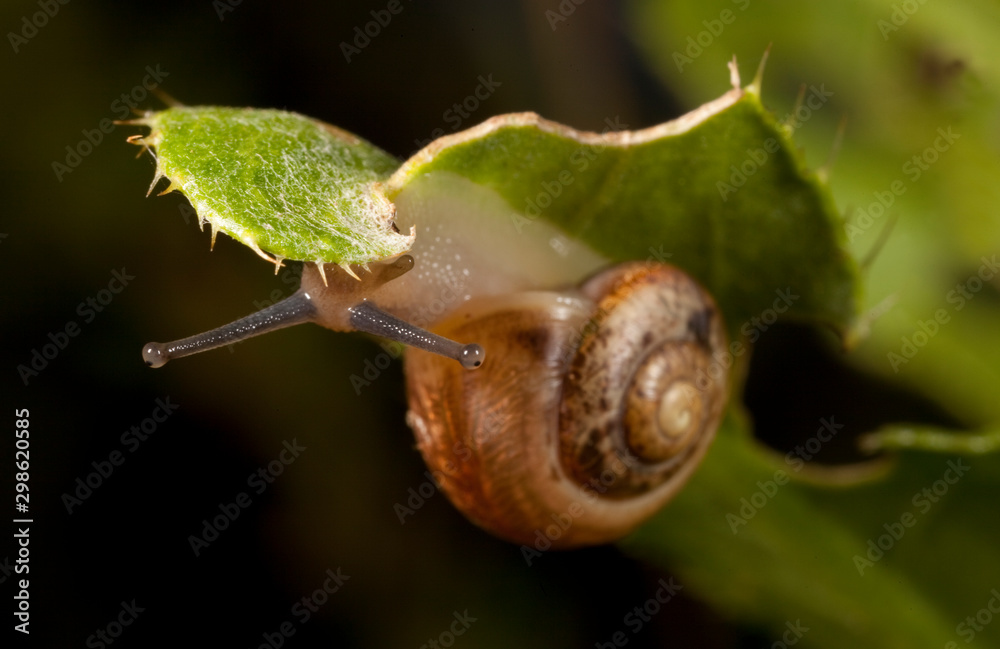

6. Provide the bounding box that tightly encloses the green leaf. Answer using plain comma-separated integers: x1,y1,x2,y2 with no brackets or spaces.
133,106,414,267
388,87,862,338
128,83,861,340
625,413,998,649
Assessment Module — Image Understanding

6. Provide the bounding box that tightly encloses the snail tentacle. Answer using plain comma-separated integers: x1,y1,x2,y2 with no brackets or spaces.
142,255,483,369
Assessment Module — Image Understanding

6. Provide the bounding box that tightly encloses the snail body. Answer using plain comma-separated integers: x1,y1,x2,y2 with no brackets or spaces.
143,246,728,548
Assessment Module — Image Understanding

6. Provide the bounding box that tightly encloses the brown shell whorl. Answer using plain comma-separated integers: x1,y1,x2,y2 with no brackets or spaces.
559,262,727,498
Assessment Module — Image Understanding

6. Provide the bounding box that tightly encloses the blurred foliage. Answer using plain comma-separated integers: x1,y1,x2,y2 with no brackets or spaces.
625,1,1000,647
630,0,1000,429
2,1,998,648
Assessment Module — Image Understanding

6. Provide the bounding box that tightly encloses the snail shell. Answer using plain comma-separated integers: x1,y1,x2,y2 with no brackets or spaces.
404,262,728,548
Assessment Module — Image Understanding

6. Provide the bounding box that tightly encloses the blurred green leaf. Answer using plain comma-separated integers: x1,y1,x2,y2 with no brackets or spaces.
627,410,1000,649
626,0,1000,425
622,1,1000,646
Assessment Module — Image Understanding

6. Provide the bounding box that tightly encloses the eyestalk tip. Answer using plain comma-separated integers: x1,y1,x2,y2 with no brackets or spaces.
459,344,485,370
143,342,169,368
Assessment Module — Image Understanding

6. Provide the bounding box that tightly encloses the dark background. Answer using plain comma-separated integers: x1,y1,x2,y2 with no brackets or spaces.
0,1,961,647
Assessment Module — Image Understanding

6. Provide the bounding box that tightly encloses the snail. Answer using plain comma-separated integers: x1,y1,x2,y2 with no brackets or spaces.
144,247,728,548
131,107,730,549
403,261,728,548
